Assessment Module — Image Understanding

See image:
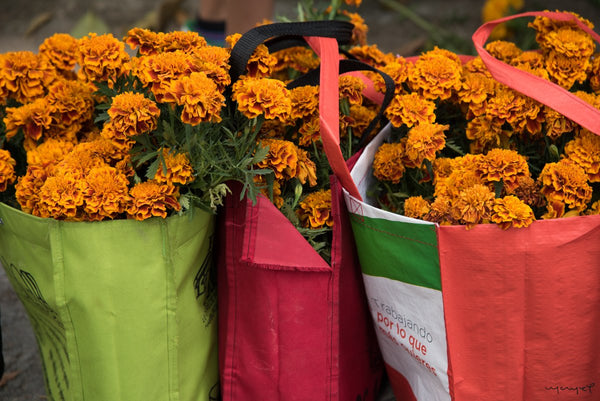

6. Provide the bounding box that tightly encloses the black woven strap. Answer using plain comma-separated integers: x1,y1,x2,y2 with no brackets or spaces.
288,58,395,144
229,21,354,83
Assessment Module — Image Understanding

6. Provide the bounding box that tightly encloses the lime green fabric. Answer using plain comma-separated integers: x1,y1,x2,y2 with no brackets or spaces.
0,203,218,401
349,213,441,290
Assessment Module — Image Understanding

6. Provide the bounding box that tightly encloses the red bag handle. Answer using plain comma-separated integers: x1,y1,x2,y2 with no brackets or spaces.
304,36,362,200
473,10,600,135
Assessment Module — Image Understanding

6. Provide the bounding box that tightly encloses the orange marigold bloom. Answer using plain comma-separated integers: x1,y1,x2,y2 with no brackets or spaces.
339,75,365,105
544,27,595,58
290,85,319,120
127,181,181,220
347,104,377,138
272,46,319,74
343,11,368,46
408,48,463,100
491,195,535,229
46,78,96,127
298,114,321,147
0,51,56,104
372,142,405,184
0,149,16,192
458,71,496,116
348,44,395,68
256,138,298,180
465,116,506,153
403,196,431,219
15,165,48,216
100,121,135,152
165,71,224,125
124,27,163,55
511,50,545,69
295,148,317,187
484,86,527,127
296,189,333,229
564,130,600,182
76,33,131,87
246,44,278,79
450,183,495,228
4,98,53,142
37,171,85,220
26,138,75,171
108,91,161,137
344,0,362,6
403,122,448,168
424,195,455,225
38,33,79,72
385,92,436,128
133,51,196,101
190,46,231,91
82,165,131,221
153,148,196,186
159,30,208,53
233,77,291,122
374,58,410,93
529,12,595,52
544,51,590,90
434,154,484,198
475,148,530,193
485,40,523,63
482,0,524,39
539,158,592,215
255,175,284,208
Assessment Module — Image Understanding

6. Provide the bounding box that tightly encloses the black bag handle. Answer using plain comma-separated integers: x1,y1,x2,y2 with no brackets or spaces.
288,58,395,145
229,20,354,83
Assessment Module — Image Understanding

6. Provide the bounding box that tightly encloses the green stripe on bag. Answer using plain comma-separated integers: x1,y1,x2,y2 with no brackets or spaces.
349,214,441,290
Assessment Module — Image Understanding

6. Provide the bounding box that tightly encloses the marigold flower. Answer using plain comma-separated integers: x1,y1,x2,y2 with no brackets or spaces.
491,195,535,229
564,130,600,182
465,116,506,153
26,138,75,171
190,46,231,90
296,189,333,229
425,195,455,225
403,196,430,219
347,104,377,138
127,181,181,220
434,154,484,199
339,75,365,106
372,142,405,184
37,171,85,220
159,31,208,53
385,92,436,128
4,98,54,142
475,148,530,193
529,12,595,52
403,122,448,168
348,45,395,68
511,176,545,208
255,175,284,208
0,149,16,192
539,158,592,215
343,11,368,46
247,44,278,79
153,148,196,185
164,71,224,125
290,85,319,120
124,28,164,55
544,51,590,89
107,91,161,137
83,165,131,221
295,148,317,187
511,50,545,70
255,138,298,180
298,114,321,147
233,77,291,122
408,48,463,100
272,46,319,74
38,33,79,72
450,183,495,228
76,33,131,87
133,51,195,101
485,40,523,63
46,78,96,127
458,71,496,115
374,58,410,93
15,165,48,215
0,51,56,104
482,0,524,39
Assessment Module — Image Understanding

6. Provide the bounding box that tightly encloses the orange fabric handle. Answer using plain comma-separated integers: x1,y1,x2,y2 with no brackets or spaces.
473,11,600,135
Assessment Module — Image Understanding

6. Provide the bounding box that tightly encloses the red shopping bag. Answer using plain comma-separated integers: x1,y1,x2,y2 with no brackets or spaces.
440,11,600,400
338,10,600,401
217,24,394,401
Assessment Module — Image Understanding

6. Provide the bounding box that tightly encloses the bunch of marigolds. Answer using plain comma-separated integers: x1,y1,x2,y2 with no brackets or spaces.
0,0,371,258
365,11,600,229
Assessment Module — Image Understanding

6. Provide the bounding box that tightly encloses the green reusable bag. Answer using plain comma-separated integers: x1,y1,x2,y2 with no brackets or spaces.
0,202,219,401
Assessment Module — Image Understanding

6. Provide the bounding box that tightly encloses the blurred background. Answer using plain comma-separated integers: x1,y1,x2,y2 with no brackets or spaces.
1,0,600,399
